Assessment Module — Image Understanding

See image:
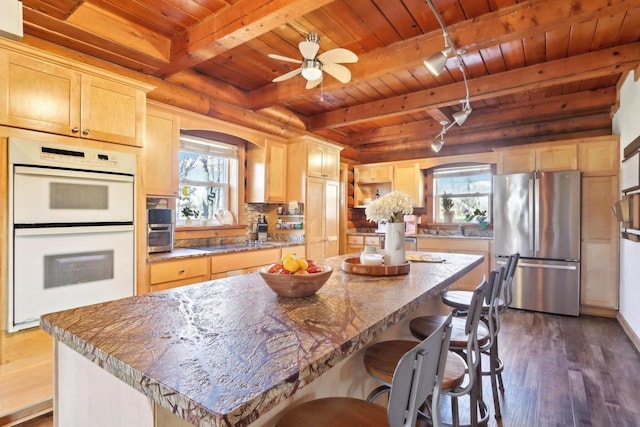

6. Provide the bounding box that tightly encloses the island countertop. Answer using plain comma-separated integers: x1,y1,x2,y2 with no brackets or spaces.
41,252,482,427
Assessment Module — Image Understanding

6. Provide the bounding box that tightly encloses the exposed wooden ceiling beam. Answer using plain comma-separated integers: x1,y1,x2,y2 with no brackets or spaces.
155,0,335,78
309,43,639,130
248,0,634,110
349,87,617,146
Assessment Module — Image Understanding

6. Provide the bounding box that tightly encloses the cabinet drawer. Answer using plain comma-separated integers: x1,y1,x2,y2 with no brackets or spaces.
150,257,209,285
347,235,364,245
364,236,381,246
211,248,280,274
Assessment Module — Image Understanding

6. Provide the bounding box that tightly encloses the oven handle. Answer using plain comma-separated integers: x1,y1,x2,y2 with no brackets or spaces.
15,225,134,236
14,165,134,182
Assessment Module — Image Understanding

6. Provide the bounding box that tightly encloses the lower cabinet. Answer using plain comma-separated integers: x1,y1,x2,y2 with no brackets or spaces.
149,257,210,292
210,248,281,279
346,234,382,255
417,238,491,291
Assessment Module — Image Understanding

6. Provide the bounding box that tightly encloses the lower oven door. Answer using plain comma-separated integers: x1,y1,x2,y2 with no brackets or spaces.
11,225,135,331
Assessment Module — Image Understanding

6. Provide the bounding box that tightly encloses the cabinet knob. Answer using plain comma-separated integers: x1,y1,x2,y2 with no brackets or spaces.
82,129,91,136
71,127,80,133
178,269,186,274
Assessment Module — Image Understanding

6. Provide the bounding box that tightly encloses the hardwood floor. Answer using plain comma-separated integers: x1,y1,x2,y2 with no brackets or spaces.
8,310,640,427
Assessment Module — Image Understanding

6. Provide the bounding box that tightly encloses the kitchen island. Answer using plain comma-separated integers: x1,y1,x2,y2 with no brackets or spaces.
41,252,482,427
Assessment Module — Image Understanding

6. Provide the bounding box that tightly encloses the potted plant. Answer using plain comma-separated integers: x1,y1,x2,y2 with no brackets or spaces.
181,206,200,226
441,192,454,222
465,208,489,230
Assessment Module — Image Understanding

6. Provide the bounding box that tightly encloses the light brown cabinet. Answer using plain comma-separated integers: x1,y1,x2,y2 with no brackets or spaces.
346,234,381,255
210,248,281,279
496,143,577,174
307,142,340,180
143,103,180,197
578,137,619,175
306,177,340,261
394,162,424,207
580,175,619,311
0,45,148,146
355,164,393,183
149,257,210,292
246,138,287,203
417,237,491,291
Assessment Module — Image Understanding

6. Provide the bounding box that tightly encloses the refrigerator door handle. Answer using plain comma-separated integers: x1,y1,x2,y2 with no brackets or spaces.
528,174,535,254
533,171,540,256
518,262,578,271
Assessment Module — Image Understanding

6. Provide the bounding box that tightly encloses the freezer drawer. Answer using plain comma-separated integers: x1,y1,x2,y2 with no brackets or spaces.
500,257,580,316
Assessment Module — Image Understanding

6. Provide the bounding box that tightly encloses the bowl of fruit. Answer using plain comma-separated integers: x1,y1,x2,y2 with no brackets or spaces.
259,254,332,297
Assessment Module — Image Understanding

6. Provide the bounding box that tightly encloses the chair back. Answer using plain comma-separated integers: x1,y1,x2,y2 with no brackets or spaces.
387,312,454,427
484,267,505,344
501,252,520,313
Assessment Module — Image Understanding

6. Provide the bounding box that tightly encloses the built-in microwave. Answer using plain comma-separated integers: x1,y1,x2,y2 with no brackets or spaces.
148,209,174,253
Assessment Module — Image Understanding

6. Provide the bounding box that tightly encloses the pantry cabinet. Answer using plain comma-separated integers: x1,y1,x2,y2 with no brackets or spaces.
0,41,150,146
246,138,287,203
143,103,180,197
306,177,340,261
307,141,340,180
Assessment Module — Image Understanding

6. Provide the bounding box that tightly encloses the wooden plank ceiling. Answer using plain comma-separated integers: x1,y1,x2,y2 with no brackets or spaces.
20,0,640,163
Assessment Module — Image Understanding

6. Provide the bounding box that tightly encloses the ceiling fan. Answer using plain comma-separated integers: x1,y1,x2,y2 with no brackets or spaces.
268,32,358,89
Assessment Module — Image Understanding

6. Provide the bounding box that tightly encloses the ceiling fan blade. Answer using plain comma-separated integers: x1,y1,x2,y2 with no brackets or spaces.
272,68,302,82
268,53,302,64
299,41,320,60
318,48,358,64
306,75,323,89
322,63,352,83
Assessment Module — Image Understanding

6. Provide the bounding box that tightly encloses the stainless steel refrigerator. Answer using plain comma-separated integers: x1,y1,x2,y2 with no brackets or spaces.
493,170,581,316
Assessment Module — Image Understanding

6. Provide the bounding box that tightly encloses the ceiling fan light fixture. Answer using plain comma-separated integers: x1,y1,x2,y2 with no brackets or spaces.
301,59,323,81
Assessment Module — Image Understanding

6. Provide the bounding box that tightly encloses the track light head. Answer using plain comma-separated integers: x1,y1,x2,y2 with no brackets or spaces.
431,134,444,152
424,45,453,76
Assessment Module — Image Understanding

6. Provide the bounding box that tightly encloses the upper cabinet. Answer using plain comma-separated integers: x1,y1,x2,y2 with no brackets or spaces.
353,162,424,208
0,40,152,147
246,138,288,203
578,137,620,175
143,103,180,197
496,143,577,174
306,139,341,180
393,162,425,208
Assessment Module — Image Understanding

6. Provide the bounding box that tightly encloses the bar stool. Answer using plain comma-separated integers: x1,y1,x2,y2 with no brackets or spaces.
440,253,519,418
362,278,490,426
276,313,454,427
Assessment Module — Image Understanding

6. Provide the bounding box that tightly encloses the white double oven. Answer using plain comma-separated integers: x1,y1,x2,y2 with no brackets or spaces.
8,137,136,332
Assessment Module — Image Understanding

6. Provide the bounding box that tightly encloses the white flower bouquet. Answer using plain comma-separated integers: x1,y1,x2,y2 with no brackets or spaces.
365,191,413,223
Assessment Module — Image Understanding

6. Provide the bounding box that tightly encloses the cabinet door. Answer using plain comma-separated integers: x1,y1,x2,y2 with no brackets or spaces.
355,164,393,182
0,51,81,136
394,163,424,207
144,107,179,197
535,145,577,171
580,176,619,309
266,140,287,202
323,147,340,181
306,177,325,261
578,138,619,175
324,179,340,258
496,149,535,174
81,74,145,146
307,143,326,179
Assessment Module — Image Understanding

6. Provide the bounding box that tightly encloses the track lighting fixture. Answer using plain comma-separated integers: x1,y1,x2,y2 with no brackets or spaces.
425,0,473,152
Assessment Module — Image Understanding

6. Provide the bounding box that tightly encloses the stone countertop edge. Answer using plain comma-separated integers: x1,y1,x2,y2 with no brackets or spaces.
147,242,299,264
41,252,483,427
347,231,493,240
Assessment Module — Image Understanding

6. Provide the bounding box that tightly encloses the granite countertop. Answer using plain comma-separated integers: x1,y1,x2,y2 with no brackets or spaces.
41,252,482,427
148,241,301,263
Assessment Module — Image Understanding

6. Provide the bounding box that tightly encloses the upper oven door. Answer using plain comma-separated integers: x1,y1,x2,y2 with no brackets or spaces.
13,166,134,224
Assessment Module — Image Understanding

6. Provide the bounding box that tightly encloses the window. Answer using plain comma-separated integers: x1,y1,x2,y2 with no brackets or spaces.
433,165,492,223
178,135,238,224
